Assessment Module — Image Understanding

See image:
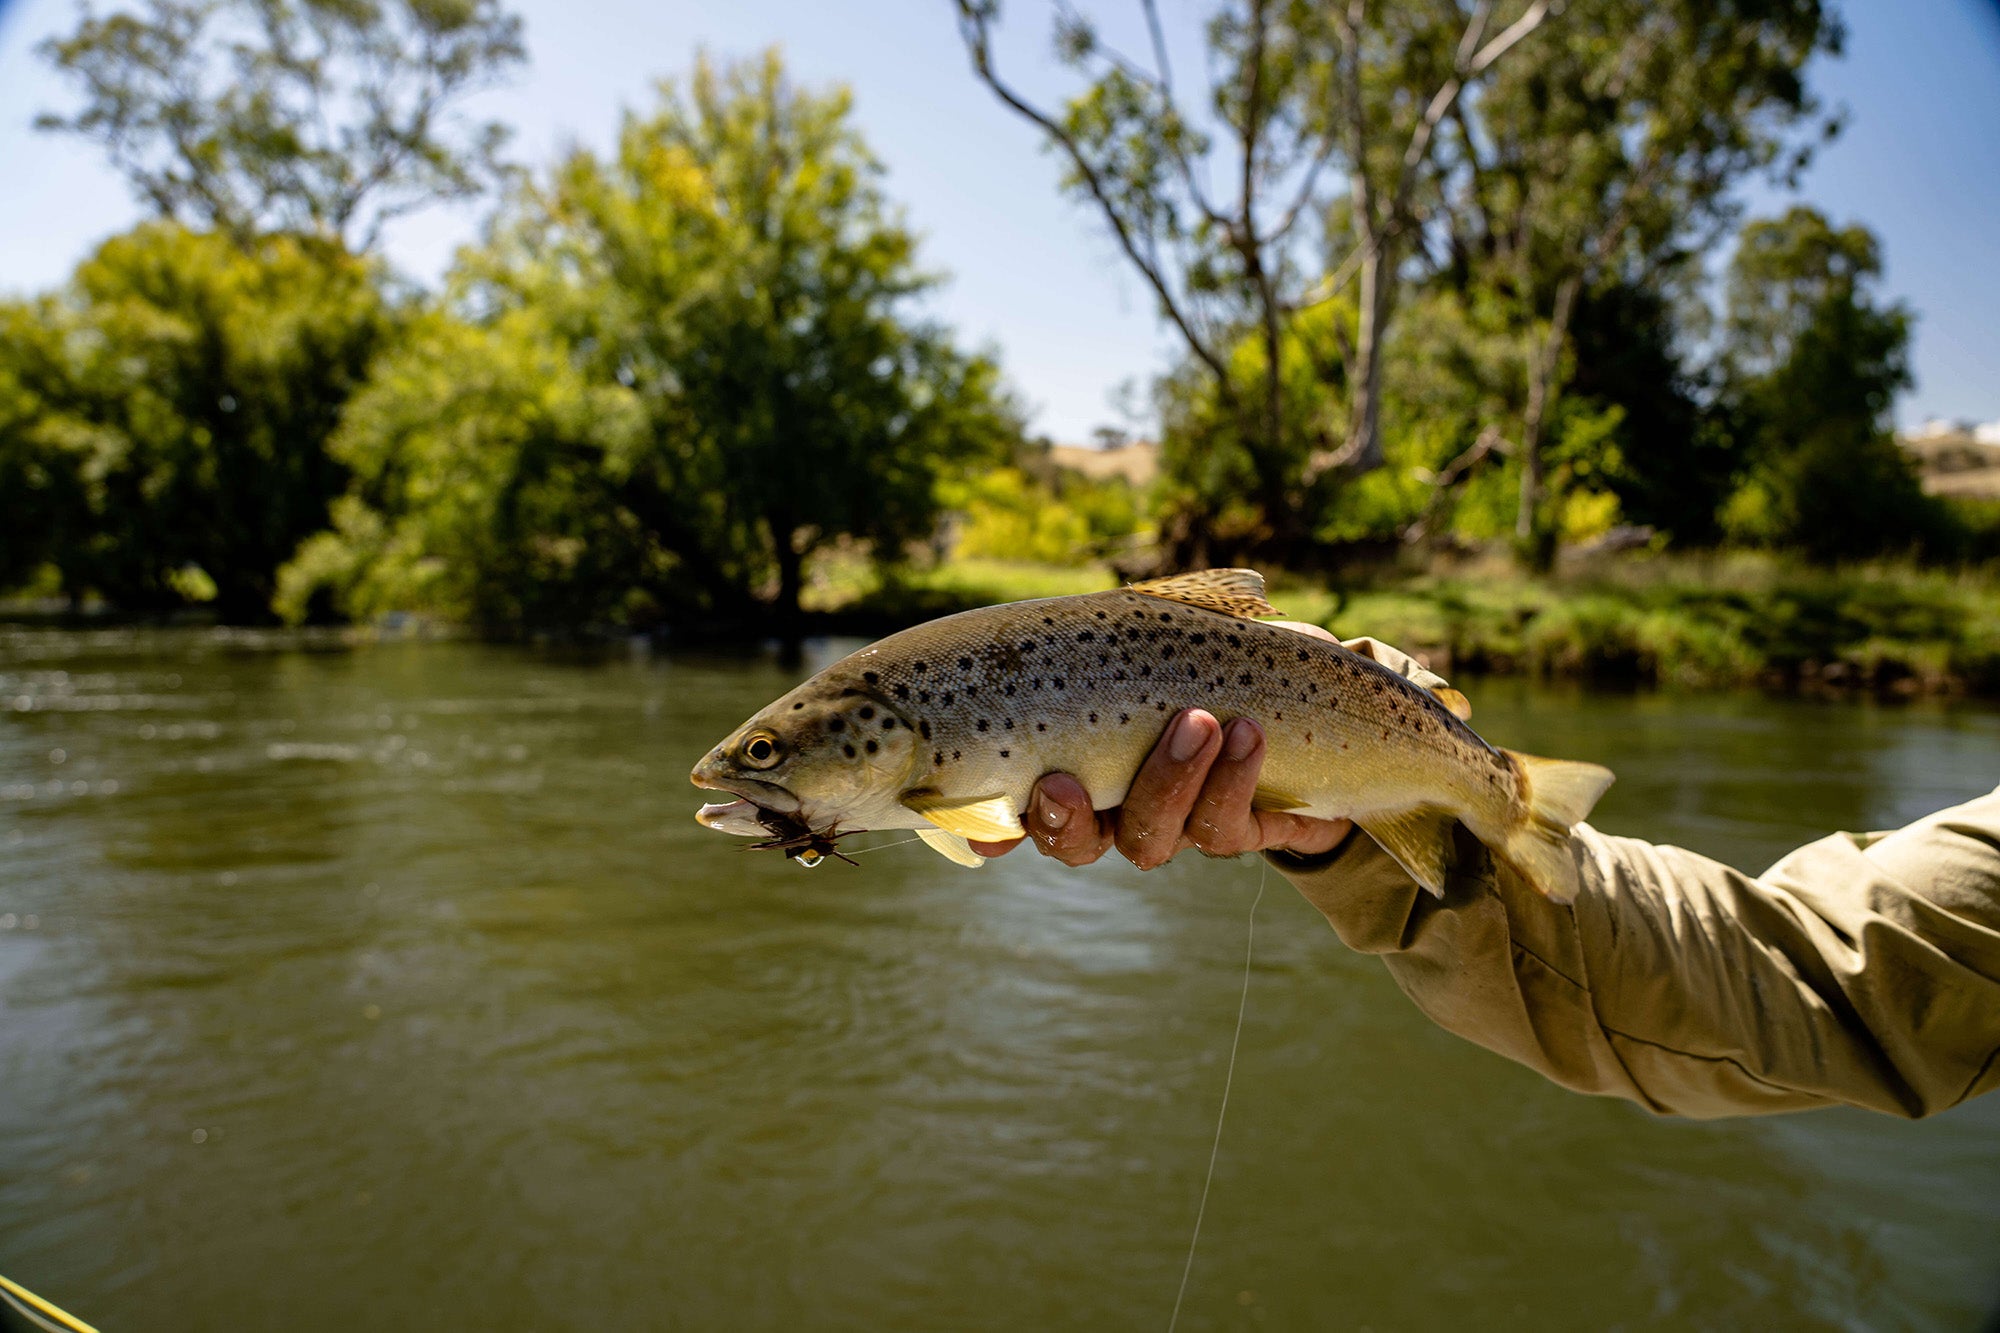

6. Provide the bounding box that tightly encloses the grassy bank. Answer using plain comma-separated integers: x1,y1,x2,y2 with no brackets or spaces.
808,552,2000,696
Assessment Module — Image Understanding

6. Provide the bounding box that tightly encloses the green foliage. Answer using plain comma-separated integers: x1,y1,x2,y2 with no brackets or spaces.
36,0,525,251
0,223,389,618
1720,206,1938,560
942,463,1144,566
288,50,1019,630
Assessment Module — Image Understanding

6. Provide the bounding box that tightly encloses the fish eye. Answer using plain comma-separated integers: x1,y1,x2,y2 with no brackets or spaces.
741,731,782,769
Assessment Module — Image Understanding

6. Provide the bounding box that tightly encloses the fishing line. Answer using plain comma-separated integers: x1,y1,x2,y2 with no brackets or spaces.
1167,858,1266,1333
842,836,925,857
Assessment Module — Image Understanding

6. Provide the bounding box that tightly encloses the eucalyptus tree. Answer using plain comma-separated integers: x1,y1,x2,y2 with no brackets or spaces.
36,0,525,253
1430,0,1839,555
954,0,1556,560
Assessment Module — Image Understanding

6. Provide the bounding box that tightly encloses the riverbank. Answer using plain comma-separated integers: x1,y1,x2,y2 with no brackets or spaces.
808,552,2000,697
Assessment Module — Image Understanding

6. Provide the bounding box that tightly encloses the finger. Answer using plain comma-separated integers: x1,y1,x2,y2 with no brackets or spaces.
1115,709,1222,870
967,836,1024,857
1184,718,1270,857
1024,772,1114,866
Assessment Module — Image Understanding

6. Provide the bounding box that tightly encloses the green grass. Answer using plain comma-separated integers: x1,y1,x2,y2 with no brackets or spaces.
811,548,2000,696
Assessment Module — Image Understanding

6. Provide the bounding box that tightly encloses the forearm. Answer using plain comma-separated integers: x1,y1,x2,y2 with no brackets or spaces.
1273,789,2000,1119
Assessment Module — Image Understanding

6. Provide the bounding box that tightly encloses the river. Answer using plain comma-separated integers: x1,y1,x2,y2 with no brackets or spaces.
1,628,1997,1331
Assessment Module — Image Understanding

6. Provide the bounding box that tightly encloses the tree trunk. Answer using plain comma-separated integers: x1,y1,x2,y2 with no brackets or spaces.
1515,274,1583,564
1346,238,1393,474
772,525,805,630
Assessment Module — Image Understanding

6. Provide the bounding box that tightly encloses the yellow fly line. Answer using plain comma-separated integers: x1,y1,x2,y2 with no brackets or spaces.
0,1272,101,1333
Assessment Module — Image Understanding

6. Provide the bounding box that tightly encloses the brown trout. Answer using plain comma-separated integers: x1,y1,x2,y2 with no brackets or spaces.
691,569,1613,901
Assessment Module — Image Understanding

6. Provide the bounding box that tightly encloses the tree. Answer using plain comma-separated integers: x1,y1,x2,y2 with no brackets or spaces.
1429,0,1838,557
37,0,524,252
953,0,1556,563
286,51,1019,631
1719,206,1932,561
0,225,390,617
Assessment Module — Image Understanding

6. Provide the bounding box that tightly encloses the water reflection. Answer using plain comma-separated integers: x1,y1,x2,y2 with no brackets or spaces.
1,629,1996,1330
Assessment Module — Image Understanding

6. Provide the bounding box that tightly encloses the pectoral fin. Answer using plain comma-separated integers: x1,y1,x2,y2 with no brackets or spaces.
917,827,987,868
900,792,1025,843
1355,806,1459,898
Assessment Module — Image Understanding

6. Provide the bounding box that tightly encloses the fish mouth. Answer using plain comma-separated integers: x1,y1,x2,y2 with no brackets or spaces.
689,769,801,815
696,799,784,837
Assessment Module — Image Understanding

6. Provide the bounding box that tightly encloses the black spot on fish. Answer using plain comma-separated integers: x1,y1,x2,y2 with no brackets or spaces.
1239,673,1253,685
1000,749,1011,758
1088,712,1097,724
953,750,961,761
1227,635,1241,647
1052,677,1064,690
863,671,879,685
894,684,909,700
1156,701,1167,711
1298,650,1310,662
976,719,988,732
1190,634,1206,645
919,720,931,739
843,744,856,758
858,706,875,720
1094,611,1107,619
1020,639,1037,652
1159,612,1172,622
793,702,804,710
1119,713,1129,724
1043,616,1054,626
915,661,928,673
966,685,979,696
918,691,931,703
1004,684,1016,697
1077,631,1094,643
942,691,955,704
959,657,972,670
1280,678,1290,689
882,717,896,730
829,718,845,733
1372,680,1385,693
1162,646,1175,660
866,740,878,754
1113,670,1126,682
935,752,945,765
1036,722,1047,732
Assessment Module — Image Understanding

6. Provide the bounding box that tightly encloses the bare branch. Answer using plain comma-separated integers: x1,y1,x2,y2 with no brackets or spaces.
953,1,1234,395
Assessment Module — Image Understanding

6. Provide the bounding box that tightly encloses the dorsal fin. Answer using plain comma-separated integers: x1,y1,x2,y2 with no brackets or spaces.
1127,568,1279,620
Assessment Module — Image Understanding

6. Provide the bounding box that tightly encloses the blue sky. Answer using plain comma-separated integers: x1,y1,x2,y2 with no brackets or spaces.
0,0,1995,441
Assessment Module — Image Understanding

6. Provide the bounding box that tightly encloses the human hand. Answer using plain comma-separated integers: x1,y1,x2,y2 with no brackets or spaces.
969,708,1353,870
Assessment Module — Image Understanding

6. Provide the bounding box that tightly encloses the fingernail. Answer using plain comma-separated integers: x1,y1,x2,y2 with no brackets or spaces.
1223,719,1258,763
1034,791,1072,831
1168,711,1209,762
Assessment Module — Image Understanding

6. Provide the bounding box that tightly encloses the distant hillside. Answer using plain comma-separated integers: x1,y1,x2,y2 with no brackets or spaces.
1046,440,1158,486
1903,426,2000,499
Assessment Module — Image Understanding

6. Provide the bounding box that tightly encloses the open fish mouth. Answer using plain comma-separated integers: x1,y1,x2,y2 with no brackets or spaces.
695,798,780,837
689,771,800,814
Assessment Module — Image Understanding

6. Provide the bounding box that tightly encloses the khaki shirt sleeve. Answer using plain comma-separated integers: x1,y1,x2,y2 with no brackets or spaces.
1273,790,2000,1119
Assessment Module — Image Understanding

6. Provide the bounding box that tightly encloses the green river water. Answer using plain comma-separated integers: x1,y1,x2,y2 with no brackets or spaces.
1,628,1997,1331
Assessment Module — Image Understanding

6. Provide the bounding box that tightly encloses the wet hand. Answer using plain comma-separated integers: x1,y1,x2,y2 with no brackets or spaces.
968,708,1353,870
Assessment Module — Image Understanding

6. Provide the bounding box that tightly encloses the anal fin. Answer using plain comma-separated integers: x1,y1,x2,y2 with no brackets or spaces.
1355,807,1459,898
917,827,986,868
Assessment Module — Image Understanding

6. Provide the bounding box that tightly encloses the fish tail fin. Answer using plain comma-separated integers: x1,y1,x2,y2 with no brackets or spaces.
1492,751,1615,904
